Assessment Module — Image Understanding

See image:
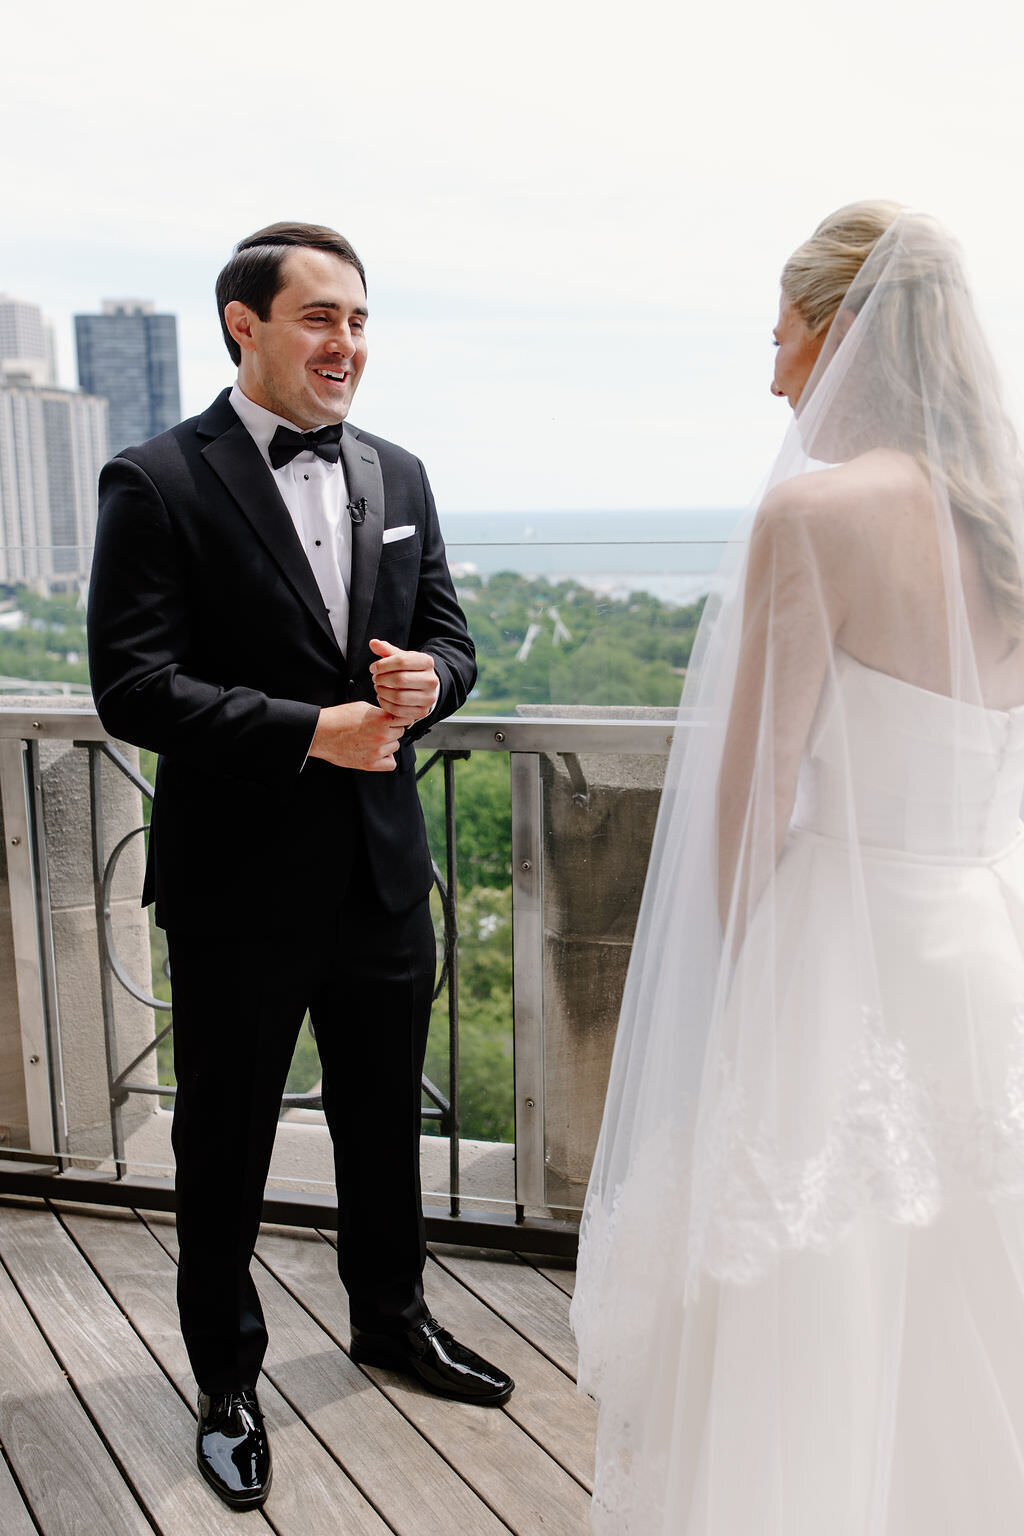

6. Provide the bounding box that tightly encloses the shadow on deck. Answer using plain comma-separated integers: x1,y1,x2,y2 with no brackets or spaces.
0,1198,594,1535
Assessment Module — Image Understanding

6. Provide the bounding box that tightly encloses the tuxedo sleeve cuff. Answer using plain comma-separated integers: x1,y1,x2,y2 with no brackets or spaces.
299,711,321,772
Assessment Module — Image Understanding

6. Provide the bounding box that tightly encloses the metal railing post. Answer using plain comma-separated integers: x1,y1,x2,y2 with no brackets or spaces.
443,753,461,1217
87,743,126,1172
510,751,546,1218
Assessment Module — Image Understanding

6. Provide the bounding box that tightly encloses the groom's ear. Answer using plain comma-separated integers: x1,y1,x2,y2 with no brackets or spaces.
223,301,258,355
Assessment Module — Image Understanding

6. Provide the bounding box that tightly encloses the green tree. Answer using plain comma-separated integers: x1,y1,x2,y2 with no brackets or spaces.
459,571,704,710
418,750,511,888
424,885,513,1143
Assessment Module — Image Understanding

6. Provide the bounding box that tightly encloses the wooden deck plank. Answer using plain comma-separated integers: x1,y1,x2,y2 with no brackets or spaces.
0,1246,146,1536
419,1255,595,1490
256,1228,592,1535
430,1248,578,1378
57,1207,192,1398
0,1202,269,1535
145,1216,509,1536
0,1200,592,1536
0,1454,39,1536
62,1207,393,1536
317,1229,595,1490
529,1259,576,1299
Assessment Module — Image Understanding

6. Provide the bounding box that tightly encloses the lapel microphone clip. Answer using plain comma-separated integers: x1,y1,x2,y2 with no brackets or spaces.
347,497,368,525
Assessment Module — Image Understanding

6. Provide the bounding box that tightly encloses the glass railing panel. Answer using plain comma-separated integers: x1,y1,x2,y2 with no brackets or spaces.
0,514,739,710
440,511,736,712
0,581,91,696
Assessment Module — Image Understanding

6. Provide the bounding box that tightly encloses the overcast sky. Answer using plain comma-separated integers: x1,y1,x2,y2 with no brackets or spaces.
5,0,1024,514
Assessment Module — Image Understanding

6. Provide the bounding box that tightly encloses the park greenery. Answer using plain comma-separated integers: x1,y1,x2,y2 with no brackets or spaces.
459,571,703,711
1,574,705,1143
0,588,89,686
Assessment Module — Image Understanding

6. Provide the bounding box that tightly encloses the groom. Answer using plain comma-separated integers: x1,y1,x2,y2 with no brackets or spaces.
87,221,513,1511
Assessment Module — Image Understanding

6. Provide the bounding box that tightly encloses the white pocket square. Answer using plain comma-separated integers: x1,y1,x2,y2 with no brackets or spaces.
382,525,416,544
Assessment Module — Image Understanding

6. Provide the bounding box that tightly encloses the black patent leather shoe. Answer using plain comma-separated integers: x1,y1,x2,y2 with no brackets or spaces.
196,1388,272,1509
350,1317,514,1404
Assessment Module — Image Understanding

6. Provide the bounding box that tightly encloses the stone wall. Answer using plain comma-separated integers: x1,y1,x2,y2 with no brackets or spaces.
0,830,25,1149
0,702,159,1164
514,705,674,1212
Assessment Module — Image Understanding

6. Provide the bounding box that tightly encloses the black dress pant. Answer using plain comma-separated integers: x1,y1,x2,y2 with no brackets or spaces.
166,883,436,1394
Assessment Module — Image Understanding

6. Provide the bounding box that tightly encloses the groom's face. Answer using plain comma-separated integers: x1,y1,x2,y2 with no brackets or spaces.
231,247,368,429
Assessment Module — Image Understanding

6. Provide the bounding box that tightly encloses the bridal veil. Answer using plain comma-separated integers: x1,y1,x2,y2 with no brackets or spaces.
572,209,1024,1532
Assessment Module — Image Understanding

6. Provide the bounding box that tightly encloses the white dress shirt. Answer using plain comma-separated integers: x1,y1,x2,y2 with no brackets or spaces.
228,383,440,722
230,383,352,657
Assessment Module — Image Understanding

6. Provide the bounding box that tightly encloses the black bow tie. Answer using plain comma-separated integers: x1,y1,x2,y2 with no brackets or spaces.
268,422,344,469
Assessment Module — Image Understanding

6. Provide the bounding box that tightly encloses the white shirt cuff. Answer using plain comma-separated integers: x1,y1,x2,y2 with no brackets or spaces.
424,674,441,717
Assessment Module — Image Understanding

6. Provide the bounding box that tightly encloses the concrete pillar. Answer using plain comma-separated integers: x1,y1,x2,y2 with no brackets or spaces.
0,700,159,1165
0,830,26,1149
514,705,674,1213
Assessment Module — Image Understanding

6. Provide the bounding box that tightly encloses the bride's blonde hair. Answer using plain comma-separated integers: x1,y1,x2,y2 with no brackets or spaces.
781,200,904,336
786,201,1024,638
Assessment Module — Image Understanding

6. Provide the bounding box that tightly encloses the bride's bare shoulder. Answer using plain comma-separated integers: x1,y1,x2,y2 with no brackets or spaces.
756,450,929,544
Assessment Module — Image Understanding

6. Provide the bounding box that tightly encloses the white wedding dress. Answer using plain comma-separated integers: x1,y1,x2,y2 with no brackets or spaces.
580,648,1024,1534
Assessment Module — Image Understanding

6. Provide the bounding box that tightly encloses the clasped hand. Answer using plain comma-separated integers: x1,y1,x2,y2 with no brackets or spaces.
308,638,437,772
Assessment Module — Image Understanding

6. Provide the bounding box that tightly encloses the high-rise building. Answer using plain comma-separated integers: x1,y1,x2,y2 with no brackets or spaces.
0,294,57,385
74,299,181,454
0,380,108,590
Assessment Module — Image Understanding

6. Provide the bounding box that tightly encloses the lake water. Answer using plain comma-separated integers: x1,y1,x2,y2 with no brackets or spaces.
438,508,745,605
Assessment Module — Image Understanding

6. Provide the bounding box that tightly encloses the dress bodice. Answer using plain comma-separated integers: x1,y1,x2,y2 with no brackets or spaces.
792,649,1024,857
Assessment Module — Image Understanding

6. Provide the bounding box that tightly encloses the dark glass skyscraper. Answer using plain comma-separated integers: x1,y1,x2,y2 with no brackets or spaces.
74,300,181,455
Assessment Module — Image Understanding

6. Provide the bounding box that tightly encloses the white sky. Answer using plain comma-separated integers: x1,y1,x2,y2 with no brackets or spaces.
5,0,1024,512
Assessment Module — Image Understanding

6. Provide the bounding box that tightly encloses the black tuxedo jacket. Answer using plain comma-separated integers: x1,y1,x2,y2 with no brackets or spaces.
87,389,476,933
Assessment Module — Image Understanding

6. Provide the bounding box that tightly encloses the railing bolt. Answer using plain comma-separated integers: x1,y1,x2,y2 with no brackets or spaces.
520,859,531,872
493,730,506,744
525,1097,535,1109
10,836,19,846
29,1055,39,1065
31,721,42,730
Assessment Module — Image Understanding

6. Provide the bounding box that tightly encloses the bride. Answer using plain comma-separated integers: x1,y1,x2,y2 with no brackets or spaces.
572,203,1024,1533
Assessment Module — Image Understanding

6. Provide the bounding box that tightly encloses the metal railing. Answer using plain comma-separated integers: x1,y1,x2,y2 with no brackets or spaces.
0,705,679,1255
88,739,465,1172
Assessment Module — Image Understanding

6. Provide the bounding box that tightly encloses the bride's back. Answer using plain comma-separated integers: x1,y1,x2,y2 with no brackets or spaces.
808,447,1024,711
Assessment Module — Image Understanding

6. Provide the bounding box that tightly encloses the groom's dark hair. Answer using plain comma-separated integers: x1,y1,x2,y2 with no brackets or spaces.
216,221,367,365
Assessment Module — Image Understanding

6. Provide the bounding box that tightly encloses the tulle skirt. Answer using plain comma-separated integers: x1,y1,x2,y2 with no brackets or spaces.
577,826,1024,1533
587,1198,1024,1534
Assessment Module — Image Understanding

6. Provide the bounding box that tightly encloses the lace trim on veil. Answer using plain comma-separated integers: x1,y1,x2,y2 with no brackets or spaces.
697,1004,1024,1283
576,1004,1024,1376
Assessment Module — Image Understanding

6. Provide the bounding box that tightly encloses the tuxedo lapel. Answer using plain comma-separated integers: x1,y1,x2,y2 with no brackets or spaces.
341,427,385,667
197,394,339,656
